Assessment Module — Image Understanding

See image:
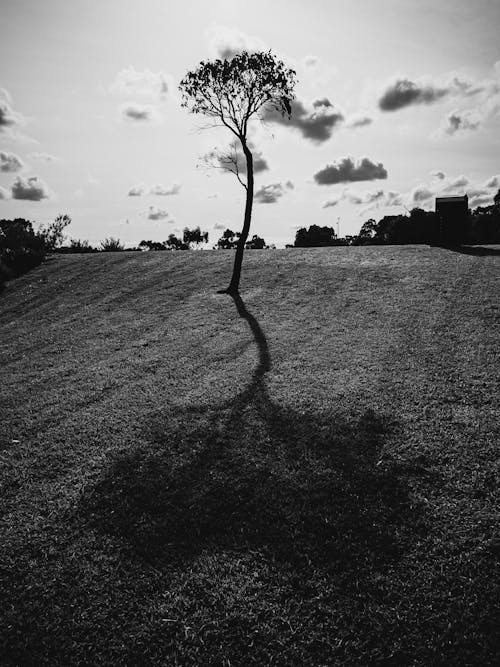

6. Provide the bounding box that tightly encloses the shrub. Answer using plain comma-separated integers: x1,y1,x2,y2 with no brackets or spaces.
0,218,47,287
100,237,124,252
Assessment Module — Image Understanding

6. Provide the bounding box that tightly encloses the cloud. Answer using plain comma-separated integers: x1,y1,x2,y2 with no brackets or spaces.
255,181,293,204
0,185,10,199
303,55,319,68
410,186,434,204
128,185,145,196
203,142,269,176
346,115,373,129
322,199,339,208
120,103,161,122
109,66,171,98
213,222,226,230
150,183,181,195
314,157,388,185
206,25,267,60
385,191,403,207
430,170,446,180
146,206,172,221
129,183,182,196
470,193,495,207
11,175,51,201
442,175,469,192
263,97,344,143
29,152,59,162
440,109,481,135
0,89,26,132
378,78,449,111
328,188,400,210
484,174,500,189
0,151,24,172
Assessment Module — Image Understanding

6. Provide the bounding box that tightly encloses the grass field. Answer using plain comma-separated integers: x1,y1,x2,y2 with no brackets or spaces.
1,245,499,665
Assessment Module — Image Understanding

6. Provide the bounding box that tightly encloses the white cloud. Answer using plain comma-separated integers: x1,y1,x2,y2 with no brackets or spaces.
0,88,26,133
146,206,172,220
442,175,469,191
410,186,434,204
120,103,162,122
206,25,267,60
109,66,171,99
129,183,181,196
11,175,51,200
430,170,446,180
484,174,500,189
128,185,145,196
213,222,226,230
29,152,59,162
150,183,181,196
440,109,482,135
0,151,24,172
0,185,10,199
322,199,339,208
346,114,373,129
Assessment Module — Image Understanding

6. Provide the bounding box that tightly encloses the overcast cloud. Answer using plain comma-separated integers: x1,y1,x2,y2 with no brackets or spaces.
263,98,344,143
314,157,388,185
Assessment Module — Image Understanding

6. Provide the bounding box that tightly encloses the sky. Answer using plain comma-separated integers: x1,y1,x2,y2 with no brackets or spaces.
1,0,499,247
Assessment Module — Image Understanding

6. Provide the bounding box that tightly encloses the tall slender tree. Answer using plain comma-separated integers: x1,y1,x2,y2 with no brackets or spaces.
179,51,296,294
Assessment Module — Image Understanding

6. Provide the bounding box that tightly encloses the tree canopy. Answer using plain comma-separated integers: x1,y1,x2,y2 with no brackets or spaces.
179,51,296,142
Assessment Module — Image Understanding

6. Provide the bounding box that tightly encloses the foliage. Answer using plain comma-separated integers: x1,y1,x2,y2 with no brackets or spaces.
179,51,296,138
294,225,342,247
245,234,267,249
183,227,209,248
39,214,72,252
0,218,46,286
165,234,189,251
179,50,296,292
354,191,500,246
139,240,167,251
215,228,241,249
100,237,124,252
68,238,98,253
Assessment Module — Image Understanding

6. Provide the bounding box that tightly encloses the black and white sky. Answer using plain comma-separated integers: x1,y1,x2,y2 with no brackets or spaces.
1,0,499,245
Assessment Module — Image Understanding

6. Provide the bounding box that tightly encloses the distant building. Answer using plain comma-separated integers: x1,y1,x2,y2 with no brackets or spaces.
435,195,468,245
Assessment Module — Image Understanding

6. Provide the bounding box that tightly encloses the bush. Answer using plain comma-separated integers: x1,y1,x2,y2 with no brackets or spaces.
0,218,47,287
100,238,124,252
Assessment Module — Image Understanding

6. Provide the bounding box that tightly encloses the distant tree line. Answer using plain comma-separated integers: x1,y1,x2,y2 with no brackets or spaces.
291,190,500,248
354,190,500,246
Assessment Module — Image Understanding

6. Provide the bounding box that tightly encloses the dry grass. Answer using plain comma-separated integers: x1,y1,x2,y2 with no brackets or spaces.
1,246,499,665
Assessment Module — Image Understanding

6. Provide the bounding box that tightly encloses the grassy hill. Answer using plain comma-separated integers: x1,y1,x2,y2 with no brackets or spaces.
1,246,499,665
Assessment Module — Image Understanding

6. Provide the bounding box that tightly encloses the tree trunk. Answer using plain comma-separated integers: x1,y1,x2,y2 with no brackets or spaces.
225,141,253,294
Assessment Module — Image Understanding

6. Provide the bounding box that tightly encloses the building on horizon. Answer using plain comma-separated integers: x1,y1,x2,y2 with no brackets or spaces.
435,195,468,246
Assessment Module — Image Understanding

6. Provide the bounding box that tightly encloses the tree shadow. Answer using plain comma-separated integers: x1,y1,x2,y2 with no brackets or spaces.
438,245,500,256
78,294,426,578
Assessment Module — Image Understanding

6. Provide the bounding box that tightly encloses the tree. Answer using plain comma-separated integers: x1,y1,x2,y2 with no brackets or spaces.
183,226,209,248
216,228,241,249
294,225,338,247
165,233,189,250
39,214,72,251
139,240,167,251
100,237,124,252
245,234,267,249
179,50,296,293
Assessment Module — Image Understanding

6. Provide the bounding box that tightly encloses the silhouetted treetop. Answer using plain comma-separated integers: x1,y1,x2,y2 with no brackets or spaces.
179,51,297,139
